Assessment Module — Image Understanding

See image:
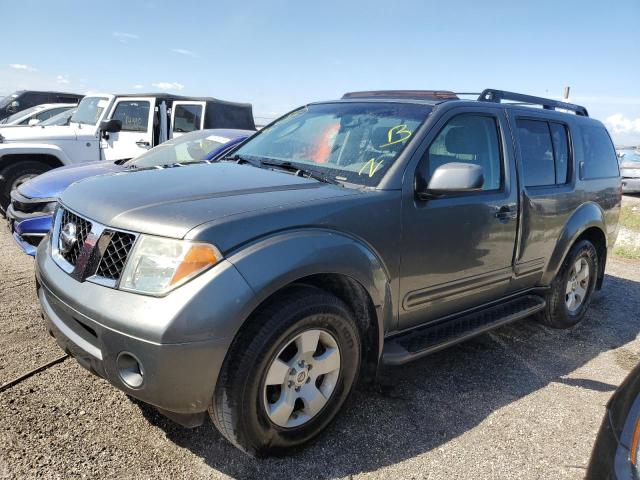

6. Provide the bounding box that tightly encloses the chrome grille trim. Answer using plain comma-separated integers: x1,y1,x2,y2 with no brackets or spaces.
51,206,139,288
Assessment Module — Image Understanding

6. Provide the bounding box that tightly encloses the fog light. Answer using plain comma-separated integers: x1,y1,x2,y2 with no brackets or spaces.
116,352,144,388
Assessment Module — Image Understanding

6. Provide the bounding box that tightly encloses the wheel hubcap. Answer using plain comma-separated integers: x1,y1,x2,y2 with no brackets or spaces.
263,329,341,428
565,257,590,313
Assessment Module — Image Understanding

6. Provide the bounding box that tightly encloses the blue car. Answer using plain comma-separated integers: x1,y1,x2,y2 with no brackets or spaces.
7,128,253,255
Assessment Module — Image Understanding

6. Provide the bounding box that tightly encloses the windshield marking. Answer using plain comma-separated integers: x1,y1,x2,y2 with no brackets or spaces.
380,124,413,147
359,158,384,177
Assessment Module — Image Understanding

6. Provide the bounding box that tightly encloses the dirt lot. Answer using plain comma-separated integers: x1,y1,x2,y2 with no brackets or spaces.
1,208,640,479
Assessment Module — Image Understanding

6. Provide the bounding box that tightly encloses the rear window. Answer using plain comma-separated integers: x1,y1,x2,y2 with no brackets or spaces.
580,126,619,179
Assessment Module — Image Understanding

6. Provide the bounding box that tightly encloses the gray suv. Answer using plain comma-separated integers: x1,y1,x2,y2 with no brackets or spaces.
35,89,621,456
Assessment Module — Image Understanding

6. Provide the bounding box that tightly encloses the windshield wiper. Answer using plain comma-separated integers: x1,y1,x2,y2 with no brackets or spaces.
259,159,340,185
220,153,258,166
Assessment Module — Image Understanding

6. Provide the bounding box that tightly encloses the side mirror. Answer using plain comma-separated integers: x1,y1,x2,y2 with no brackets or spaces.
28,118,40,126
7,101,19,113
417,162,484,200
99,119,122,133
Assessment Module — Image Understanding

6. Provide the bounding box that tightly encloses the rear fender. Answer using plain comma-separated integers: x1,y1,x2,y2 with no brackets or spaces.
541,202,607,285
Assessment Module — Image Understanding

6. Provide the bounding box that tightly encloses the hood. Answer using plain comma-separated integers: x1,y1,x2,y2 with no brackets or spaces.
60,163,360,239
621,162,640,170
0,124,80,142
19,161,122,198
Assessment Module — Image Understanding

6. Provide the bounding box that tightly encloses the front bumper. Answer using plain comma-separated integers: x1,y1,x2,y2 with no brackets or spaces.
35,237,256,418
622,177,640,194
6,205,52,256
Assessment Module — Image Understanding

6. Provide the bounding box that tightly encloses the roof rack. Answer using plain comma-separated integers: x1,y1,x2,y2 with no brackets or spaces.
478,89,589,117
342,90,459,101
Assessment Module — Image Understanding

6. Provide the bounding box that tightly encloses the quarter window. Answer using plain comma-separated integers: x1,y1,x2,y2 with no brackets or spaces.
580,126,619,179
173,104,203,133
111,101,151,132
423,114,502,191
516,119,571,187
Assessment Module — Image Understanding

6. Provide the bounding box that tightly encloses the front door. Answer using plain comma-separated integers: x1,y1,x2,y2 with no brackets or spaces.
398,107,518,329
102,97,155,161
170,101,206,138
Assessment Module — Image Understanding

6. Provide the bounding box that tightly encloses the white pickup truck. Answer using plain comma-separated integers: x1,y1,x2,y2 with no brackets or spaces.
0,93,255,207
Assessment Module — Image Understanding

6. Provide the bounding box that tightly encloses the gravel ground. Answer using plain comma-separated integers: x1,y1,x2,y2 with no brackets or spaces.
1,214,640,479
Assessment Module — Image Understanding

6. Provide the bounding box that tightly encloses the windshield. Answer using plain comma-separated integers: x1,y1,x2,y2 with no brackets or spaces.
619,150,640,164
71,96,109,125
127,130,232,168
0,105,41,124
40,108,76,126
0,92,20,110
233,102,432,186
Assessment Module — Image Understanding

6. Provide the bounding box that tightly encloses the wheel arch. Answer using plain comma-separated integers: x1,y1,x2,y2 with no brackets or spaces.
542,202,608,289
0,152,65,171
225,229,393,384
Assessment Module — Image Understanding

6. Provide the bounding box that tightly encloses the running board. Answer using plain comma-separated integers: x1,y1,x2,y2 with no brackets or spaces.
382,295,546,366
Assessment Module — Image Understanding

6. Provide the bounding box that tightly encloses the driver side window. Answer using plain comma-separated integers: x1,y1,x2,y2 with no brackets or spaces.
420,114,502,191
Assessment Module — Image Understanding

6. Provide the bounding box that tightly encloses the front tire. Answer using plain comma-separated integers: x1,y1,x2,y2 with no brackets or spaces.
209,285,361,456
537,239,598,329
0,160,50,209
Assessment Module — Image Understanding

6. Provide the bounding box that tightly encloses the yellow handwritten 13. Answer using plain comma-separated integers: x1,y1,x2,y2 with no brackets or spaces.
380,124,412,147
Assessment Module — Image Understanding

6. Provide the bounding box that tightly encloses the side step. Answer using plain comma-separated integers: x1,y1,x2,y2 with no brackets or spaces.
382,295,546,366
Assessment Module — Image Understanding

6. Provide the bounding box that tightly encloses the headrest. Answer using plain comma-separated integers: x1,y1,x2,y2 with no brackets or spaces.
445,125,486,155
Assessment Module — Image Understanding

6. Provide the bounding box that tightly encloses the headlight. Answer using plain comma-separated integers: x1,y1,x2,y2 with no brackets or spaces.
120,235,222,296
41,201,58,214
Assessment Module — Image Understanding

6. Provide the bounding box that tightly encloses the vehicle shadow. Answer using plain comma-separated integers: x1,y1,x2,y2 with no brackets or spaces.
135,272,640,479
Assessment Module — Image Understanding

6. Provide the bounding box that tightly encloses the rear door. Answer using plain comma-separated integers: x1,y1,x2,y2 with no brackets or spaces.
398,106,519,329
170,101,206,138
505,110,576,291
102,97,155,161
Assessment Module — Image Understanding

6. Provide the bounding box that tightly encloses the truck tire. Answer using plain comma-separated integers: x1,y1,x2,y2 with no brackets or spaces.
0,160,50,209
537,239,598,329
209,285,361,457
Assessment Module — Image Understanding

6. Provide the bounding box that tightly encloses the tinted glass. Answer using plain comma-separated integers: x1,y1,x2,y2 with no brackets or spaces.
40,109,75,126
517,119,555,186
112,101,150,132
550,123,570,184
173,104,203,133
234,102,431,186
425,114,502,190
581,126,619,179
35,107,70,121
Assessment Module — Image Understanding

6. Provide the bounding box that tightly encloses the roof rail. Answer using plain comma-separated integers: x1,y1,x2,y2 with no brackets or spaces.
342,90,459,101
478,89,589,117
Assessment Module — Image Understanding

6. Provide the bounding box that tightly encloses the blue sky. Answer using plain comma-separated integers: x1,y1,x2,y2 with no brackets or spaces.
1,0,639,143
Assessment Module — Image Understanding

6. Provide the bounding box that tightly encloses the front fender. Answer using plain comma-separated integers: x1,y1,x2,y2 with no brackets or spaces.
227,228,392,338
0,143,71,165
541,202,607,285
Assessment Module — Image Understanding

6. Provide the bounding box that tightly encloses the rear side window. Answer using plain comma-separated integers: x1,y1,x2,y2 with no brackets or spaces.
580,126,619,179
516,119,571,187
173,104,203,133
111,101,150,132
425,114,502,191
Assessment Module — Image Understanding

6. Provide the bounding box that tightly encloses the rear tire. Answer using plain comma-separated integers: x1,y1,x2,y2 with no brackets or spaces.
209,285,361,457
537,239,598,329
0,160,50,209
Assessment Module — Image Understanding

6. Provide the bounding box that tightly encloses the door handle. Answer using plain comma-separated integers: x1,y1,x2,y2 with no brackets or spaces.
494,205,518,221
136,140,151,148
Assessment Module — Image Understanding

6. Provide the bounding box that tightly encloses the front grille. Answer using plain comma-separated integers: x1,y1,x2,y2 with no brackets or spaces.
96,231,136,281
59,209,92,265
